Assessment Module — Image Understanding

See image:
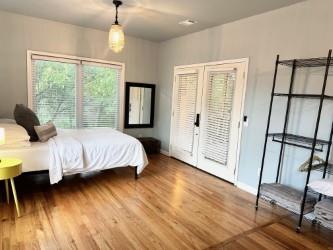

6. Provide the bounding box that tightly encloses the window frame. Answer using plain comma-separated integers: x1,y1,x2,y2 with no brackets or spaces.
27,50,125,131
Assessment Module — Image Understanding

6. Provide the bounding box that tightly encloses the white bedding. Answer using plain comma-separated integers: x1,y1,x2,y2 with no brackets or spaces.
0,141,49,172
0,128,148,184
48,128,148,184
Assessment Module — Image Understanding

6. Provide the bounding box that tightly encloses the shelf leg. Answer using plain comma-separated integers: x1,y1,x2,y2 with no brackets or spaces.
298,49,332,230
319,122,333,201
276,59,297,183
255,55,280,209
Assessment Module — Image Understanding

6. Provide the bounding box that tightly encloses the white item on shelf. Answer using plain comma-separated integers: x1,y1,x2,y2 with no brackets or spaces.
308,179,333,197
314,199,333,230
260,183,316,214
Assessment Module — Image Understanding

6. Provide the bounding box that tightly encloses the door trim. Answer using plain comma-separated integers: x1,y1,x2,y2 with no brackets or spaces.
174,58,249,71
170,58,249,184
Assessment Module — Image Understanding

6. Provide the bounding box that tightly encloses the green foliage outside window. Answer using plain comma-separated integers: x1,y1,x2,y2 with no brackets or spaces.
34,60,119,129
83,65,119,128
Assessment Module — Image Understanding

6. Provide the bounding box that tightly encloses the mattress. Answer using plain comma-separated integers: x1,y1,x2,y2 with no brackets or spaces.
0,142,49,172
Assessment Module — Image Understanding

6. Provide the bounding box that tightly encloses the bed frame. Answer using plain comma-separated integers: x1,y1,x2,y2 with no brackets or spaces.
134,166,139,179
23,166,139,181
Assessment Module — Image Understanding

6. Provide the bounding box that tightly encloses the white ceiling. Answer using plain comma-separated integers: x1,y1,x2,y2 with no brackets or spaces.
0,0,304,41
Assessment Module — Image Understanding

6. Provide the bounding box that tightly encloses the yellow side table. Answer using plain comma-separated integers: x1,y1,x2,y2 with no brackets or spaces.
0,158,22,217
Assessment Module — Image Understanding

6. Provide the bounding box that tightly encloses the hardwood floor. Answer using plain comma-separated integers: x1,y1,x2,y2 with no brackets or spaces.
0,154,332,249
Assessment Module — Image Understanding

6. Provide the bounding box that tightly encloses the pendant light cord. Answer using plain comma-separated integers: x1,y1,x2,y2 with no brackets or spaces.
115,5,119,24
113,0,122,25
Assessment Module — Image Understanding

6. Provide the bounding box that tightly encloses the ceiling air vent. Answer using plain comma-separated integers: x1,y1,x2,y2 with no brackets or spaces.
179,19,197,26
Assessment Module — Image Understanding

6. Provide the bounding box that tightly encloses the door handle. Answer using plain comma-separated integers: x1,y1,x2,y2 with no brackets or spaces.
194,114,200,127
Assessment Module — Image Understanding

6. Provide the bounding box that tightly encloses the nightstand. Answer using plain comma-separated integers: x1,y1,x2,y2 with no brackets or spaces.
137,137,161,154
0,158,22,217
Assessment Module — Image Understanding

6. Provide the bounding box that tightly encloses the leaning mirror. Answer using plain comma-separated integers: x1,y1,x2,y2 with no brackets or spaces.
125,82,155,128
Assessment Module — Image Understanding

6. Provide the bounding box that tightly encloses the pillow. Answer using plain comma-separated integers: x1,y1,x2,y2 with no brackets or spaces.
308,179,333,197
34,122,57,142
13,104,40,142
0,123,30,144
0,118,16,124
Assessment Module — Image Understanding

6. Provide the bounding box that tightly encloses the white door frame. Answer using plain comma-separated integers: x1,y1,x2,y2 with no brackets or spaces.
169,58,249,184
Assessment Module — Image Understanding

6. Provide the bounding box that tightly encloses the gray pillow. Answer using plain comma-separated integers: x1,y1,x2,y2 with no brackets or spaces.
34,121,57,142
13,104,40,142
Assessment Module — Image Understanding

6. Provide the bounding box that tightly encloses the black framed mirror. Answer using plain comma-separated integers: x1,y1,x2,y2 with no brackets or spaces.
124,82,155,128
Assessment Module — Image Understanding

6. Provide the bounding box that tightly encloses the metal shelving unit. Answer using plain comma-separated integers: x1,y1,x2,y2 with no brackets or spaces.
314,163,333,175
268,133,330,152
255,49,333,233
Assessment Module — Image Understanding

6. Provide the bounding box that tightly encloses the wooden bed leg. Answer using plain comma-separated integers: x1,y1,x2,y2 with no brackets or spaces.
135,166,139,180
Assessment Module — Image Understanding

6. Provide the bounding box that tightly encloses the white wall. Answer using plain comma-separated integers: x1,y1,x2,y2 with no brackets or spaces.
155,0,333,188
1,1,333,190
0,10,158,137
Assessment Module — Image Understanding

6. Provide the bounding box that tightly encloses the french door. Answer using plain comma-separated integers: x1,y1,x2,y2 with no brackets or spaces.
170,60,247,183
170,67,204,166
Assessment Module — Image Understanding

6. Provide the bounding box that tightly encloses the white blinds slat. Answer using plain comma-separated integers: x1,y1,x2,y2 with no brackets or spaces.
81,60,122,69
32,59,77,129
82,64,121,129
31,55,122,130
203,70,236,165
31,55,80,64
173,73,198,153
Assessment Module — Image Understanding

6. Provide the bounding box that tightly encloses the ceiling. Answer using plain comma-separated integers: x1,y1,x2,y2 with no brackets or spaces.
0,0,304,41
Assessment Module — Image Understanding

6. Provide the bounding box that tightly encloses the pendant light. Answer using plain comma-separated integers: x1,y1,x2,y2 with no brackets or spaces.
109,0,125,53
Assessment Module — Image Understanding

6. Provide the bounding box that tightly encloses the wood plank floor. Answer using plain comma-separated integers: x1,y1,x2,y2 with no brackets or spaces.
0,154,332,249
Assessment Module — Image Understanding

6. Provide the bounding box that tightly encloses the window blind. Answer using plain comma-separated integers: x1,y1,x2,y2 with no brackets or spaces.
30,54,123,129
203,70,236,165
31,59,77,128
174,73,198,153
81,62,121,129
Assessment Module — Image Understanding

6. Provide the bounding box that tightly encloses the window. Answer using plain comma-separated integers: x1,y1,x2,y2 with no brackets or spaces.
28,51,124,130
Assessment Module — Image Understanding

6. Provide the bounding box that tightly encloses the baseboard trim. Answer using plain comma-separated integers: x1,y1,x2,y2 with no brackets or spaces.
236,181,257,195
160,149,170,156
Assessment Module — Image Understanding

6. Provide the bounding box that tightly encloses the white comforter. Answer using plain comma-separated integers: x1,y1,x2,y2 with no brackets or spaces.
48,128,148,184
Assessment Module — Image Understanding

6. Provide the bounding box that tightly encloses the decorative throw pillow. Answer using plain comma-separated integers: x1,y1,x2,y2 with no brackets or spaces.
308,179,333,197
34,121,57,142
13,104,40,142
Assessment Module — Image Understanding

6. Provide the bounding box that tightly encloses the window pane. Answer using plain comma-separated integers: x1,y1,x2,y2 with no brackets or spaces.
32,60,77,128
82,64,120,128
204,71,236,165
173,73,198,153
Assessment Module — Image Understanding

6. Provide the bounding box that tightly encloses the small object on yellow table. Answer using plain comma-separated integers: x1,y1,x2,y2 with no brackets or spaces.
0,158,22,217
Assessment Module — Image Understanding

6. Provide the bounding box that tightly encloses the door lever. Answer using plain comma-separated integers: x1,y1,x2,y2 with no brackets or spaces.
194,114,200,127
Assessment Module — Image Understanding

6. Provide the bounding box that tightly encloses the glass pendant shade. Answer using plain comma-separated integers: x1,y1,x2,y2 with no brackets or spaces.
109,24,125,53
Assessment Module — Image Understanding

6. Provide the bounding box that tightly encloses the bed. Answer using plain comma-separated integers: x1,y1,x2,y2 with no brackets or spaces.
0,128,148,184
